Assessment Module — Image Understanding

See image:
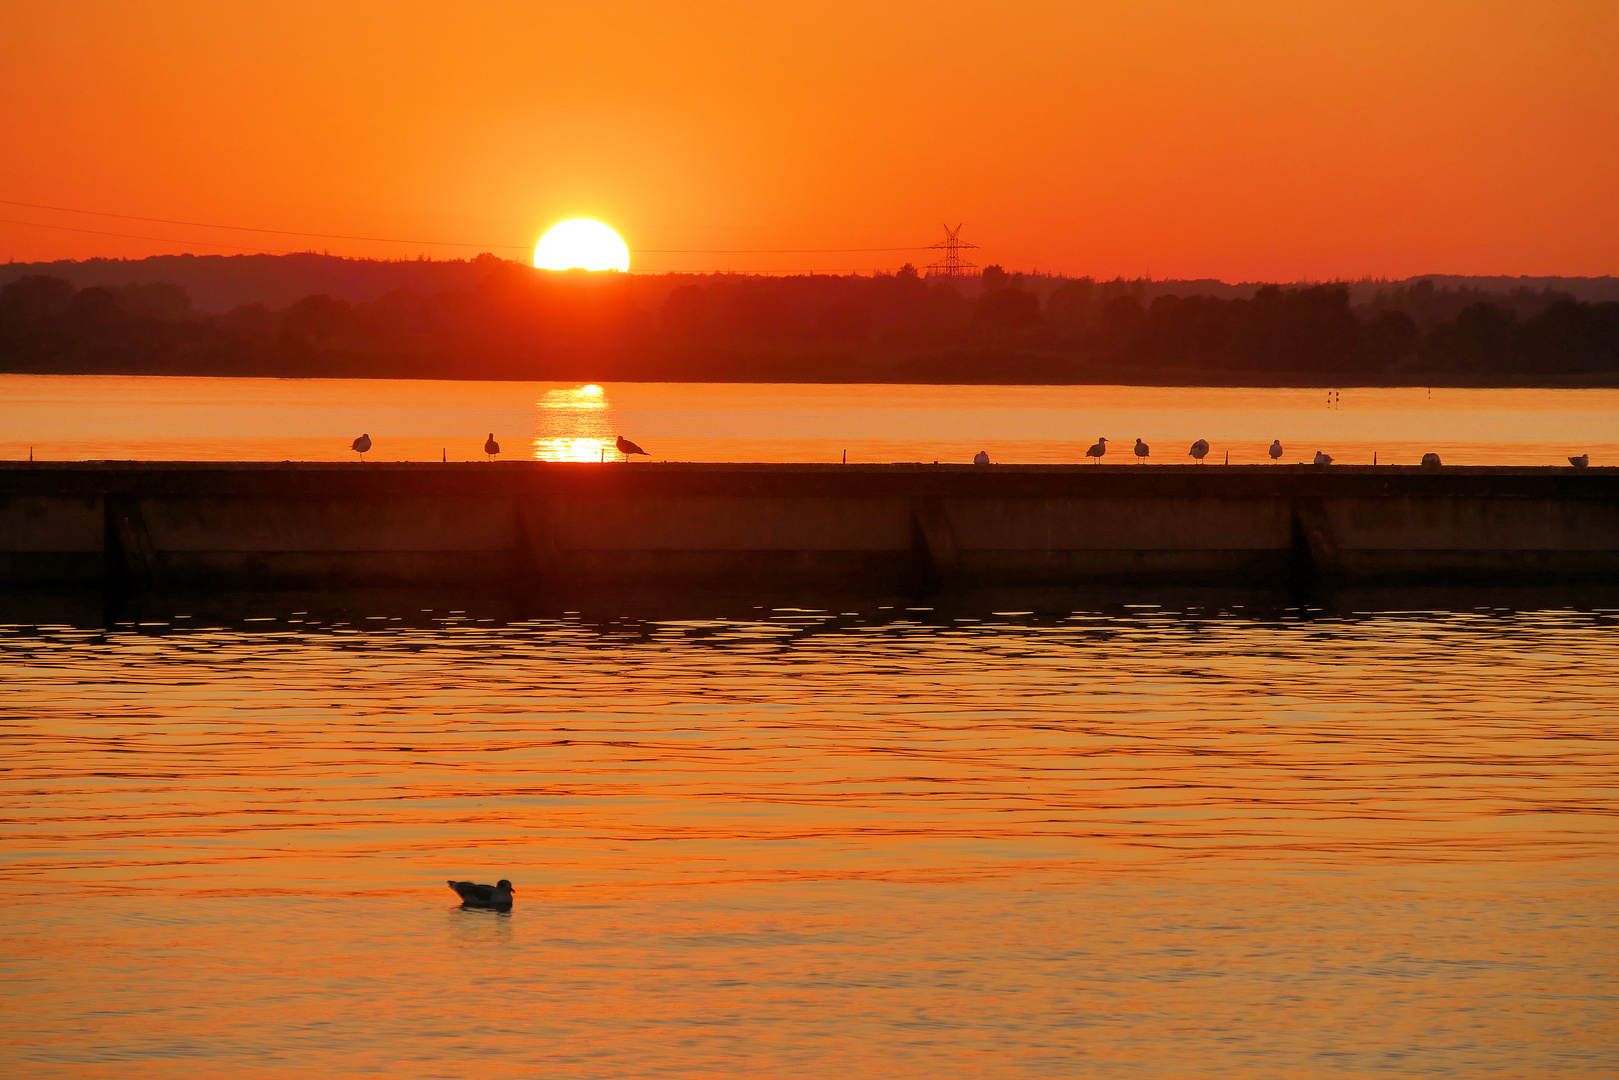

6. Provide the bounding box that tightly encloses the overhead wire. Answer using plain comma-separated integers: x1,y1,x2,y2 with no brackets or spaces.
0,198,938,257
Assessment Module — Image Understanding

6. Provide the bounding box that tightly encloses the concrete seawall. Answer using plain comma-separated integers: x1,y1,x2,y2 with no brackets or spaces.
2,462,1616,590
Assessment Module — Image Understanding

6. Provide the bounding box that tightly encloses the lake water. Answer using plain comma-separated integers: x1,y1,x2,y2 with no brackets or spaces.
2,593,1617,1078
1,375,1614,465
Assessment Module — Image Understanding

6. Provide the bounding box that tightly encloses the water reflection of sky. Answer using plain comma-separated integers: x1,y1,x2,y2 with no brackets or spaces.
532,383,611,461
4,377,1619,465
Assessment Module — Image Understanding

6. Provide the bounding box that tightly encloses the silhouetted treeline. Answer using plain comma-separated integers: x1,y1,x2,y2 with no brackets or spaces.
3,258,1617,384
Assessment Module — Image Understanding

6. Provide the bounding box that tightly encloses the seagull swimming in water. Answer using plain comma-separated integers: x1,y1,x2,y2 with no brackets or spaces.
1134,438,1149,463
351,433,371,459
484,433,500,460
1269,439,1283,461
973,450,990,465
1314,450,1334,465
1189,439,1210,463
448,879,514,909
1085,437,1108,463
1569,454,1589,468
616,435,649,461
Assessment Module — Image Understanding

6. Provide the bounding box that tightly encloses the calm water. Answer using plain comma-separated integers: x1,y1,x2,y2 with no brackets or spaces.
2,593,1617,1077
1,375,1614,465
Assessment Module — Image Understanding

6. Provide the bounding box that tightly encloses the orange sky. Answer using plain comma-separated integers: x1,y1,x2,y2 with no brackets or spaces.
2,1,1615,280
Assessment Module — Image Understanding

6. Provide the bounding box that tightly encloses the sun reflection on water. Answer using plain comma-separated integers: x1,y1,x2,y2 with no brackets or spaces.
533,436,609,462
532,385,612,460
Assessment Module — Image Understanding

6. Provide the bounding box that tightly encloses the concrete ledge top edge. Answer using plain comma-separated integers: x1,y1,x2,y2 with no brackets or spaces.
1,462,1611,474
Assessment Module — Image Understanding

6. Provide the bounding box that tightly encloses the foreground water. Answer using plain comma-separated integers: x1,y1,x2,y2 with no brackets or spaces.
1,592,1616,1078
1,375,1614,465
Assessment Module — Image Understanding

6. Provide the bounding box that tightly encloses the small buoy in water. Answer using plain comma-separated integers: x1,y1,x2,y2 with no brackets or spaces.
1314,450,1334,465
1569,454,1589,468
974,450,990,465
1421,453,1442,468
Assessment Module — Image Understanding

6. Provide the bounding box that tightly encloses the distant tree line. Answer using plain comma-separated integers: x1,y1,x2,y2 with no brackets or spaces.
2,257,1616,384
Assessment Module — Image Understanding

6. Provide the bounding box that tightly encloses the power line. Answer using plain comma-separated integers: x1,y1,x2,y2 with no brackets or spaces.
0,198,524,250
636,246,926,254
0,198,937,256
0,216,303,255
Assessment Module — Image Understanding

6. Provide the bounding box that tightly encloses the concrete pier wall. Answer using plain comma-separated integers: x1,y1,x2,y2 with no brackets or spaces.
1,462,1615,589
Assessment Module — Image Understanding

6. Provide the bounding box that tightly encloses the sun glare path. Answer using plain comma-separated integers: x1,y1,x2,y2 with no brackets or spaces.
532,385,614,460
533,220,630,272
533,437,609,462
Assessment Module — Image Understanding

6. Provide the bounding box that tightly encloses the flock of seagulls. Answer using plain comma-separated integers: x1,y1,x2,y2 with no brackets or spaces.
1087,436,1323,465
349,432,1595,468
1072,437,1592,467
348,434,653,462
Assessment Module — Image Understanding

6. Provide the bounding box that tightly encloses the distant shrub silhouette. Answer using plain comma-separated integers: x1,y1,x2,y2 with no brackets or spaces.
1,260,1615,383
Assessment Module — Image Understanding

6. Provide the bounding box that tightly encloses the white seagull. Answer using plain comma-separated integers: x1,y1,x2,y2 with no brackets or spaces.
973,450,990,465
1313,450,1333,465
447,879,514,910
1189,439,1210,463
484,433,500,460
1269,439,1283,461
351,433,371,459
1085,437,1108,463
1134,438,1149,463
1569,454,1589,468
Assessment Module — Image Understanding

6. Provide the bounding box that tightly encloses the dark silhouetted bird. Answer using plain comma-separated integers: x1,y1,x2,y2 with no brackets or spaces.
617,435,649,460
1189,439,1210,463
484,433,500,460
1085,437,1108,463
973,450,990,465
1134,438,1149,462
1421,452,1442,467
1269,439,1283,461
1314,450,1334,465
352,433,371,459
448,879,514,909
1569,454,1589,468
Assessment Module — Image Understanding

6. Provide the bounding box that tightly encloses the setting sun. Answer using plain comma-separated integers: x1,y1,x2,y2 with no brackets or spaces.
533,219,630,272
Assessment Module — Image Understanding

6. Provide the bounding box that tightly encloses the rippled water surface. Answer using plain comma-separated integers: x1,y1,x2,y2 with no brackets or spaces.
2,597,1617,1078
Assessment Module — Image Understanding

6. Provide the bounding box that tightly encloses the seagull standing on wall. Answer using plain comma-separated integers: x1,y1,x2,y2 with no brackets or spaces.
1269,440,1283,461
617,435,649,461
1189,439,1210,463
484,433,500,460
1134,438,1149,463
352,433,371,459
973,450,990,465
1085,437,1108,463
